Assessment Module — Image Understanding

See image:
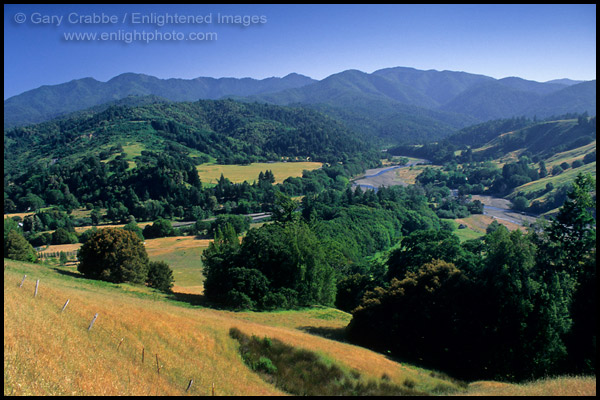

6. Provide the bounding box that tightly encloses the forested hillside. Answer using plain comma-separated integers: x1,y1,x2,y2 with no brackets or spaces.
4,99,380,225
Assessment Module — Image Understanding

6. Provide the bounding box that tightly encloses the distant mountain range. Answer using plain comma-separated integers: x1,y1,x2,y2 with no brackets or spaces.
3,73,316,128
4,67,595,144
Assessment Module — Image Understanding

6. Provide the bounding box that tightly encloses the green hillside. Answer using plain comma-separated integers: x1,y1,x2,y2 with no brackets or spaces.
4,98,373,171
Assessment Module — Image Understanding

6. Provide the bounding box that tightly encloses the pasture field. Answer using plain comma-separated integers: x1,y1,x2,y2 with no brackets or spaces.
393,163,435,185
445,214,527,243
196,161,322,184
543,140,596,168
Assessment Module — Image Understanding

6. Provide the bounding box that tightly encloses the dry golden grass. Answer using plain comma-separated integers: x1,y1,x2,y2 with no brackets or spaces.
36,235,209,258
5,260,595,396
196,161,322,184
143,236,212,257
4,259,467,396
4,261,286,396
37,243,82,255
4,212,35,220
464,376,596,396
393,165,429,185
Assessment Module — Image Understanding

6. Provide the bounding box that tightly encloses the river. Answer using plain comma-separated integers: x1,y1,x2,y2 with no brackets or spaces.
351,159,540,227
351,159,430,191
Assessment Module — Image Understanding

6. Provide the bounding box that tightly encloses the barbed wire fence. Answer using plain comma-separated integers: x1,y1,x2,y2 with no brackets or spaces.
6,265,219,396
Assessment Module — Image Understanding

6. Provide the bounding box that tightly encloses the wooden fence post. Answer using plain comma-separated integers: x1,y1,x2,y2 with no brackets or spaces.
88,313,98,331
156,354,161,375
19,275,26,288
142,347,145,363
34,279,40,297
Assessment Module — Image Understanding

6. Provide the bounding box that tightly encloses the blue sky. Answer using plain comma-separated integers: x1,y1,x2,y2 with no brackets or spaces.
4,4,596,99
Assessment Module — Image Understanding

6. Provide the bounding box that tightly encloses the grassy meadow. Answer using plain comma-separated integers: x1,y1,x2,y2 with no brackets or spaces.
196,161,322,184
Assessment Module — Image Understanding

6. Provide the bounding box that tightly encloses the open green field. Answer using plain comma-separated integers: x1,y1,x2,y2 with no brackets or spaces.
196,161,322,184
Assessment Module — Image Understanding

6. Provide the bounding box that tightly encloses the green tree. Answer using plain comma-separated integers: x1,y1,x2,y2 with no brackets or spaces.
239,221,336,307
51,227,77,245
146,261,175,293
4,230,38,263
123,221,144,241
4,217,20,240
347,260,476,376
271,191,299,223
542,173,596,374
547,173,596,271
538,160,548,178
78,228,149,284
386,229,464,280
209,214,250,238
511,196,529,211
202,223,242,304
202,219,336,310
143,218,175,239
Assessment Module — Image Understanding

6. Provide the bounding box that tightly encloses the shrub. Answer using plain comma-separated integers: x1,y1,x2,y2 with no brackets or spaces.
571,159,584,169
123,221,144,240
142,218,175,239
582,151,595,164
229,328,427,396
511,196,529,211
552,165,564,176
256,357,278,374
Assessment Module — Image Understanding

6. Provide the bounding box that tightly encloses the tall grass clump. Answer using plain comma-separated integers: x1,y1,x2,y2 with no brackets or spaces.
229,327,428,396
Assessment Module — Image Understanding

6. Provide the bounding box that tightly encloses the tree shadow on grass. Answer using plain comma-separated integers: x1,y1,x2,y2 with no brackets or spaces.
297,326,348,343
167,291,223,308
52,267,85,279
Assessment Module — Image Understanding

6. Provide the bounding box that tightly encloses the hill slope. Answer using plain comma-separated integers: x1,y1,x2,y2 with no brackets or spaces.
4,99,374,175
5,259,595,396
3,259,467,396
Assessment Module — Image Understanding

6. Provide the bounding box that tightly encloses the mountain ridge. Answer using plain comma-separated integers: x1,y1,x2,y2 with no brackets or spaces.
4,72,317,128
4,67,596,145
